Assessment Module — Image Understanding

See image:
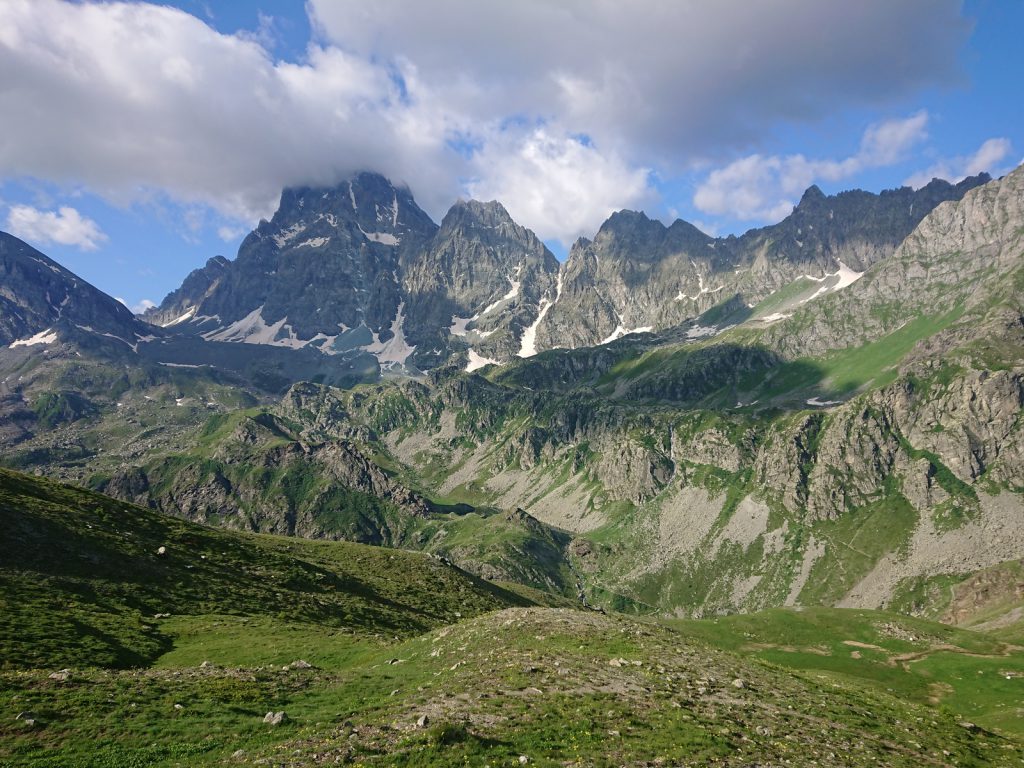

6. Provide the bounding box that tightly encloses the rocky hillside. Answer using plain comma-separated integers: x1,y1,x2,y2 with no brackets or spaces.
535,174,988,350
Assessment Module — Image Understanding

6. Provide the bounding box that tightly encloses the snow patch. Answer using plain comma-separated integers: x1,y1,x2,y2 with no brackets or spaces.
359,226,400,246
162,306,196,327
363,301,415,368
202,306,306,349
482,275,522,315
465,348,501,372
802,260,864,303
518,271,563,358
759,312,792,323
599,324,653,345
348,181,358,212
9,328,58,348
296,236,330,248
675,270,724,302
75,325,138,351
449,314,479,337
273,222,307,248
807,397,843,407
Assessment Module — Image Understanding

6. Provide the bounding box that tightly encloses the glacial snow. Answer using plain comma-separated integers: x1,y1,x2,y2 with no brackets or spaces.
9,328,58,348
364,301,415,368
518,270,563,358
465,348,501,372
162,306,196,327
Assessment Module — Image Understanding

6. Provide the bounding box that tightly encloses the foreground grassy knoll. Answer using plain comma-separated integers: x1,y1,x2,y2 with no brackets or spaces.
669,607,1024,740
2,469,1024,766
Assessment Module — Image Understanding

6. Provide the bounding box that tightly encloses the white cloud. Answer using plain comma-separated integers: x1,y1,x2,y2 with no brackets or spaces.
116,297,156,314
217,225,247,242
6,204,107,251
0,0,460,222
0,0,971,243
466,128,653,246
693,113,930,221
904,137,1013,189
309,1,966,165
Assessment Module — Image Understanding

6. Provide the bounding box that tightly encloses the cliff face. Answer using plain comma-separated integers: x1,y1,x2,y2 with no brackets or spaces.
536,175,989,351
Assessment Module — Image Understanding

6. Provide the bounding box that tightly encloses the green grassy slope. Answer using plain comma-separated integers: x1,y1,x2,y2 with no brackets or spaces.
2,470,1024,767
668,606,1024,739
0,467,532,670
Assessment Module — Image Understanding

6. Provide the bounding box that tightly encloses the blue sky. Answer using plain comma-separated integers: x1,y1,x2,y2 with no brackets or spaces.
0,0,1020,312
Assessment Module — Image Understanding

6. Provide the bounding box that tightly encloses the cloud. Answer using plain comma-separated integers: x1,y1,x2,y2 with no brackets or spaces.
466,128,653,246
693,112,930,221
6,204,107,250
0,0,970,243
309,0,966,166
217,225,247,242
0,0,459,222
116,297,156,314
904,137,1013,188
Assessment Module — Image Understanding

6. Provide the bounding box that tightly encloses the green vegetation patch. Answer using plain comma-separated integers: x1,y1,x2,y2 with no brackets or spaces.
0,468,529,670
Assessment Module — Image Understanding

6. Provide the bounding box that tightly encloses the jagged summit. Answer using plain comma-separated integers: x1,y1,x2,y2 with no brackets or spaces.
6,167,1000,379
798,184,827,204
440,198,516,227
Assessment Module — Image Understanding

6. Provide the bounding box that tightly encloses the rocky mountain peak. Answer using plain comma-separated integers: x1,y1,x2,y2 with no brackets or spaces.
261,171,436,246
0,231,150,352
440,199,515,230
599,208,659,235
798,184,827,205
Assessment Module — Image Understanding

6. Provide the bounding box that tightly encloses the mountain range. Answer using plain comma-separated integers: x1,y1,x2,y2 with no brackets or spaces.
123,169,987,374
3,162,1022,616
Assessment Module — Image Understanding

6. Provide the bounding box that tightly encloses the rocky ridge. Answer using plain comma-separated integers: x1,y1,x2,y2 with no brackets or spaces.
139,172,987,374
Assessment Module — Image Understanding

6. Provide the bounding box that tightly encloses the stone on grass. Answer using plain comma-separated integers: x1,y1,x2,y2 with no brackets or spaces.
416,714,429,728
263,711,288,725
